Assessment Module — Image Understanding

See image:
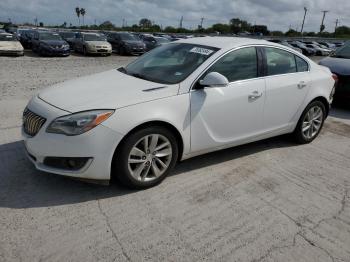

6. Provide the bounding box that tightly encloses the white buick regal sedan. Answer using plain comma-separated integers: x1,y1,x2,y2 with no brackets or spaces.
23,37,336,188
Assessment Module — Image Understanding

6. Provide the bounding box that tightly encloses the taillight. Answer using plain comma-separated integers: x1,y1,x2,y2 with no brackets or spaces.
332,74,338,83
330,74,338,102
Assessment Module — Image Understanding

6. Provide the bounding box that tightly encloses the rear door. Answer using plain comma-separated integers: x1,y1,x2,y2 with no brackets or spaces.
262,47,311,132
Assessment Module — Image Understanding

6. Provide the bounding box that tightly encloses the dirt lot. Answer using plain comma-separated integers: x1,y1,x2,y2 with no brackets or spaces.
0,53,350,262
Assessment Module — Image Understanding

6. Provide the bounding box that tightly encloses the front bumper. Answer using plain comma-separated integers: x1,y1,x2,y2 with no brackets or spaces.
125,46,146,55
22,96,124,180
0,50,24,56
86,46,112,54
41,46,70,56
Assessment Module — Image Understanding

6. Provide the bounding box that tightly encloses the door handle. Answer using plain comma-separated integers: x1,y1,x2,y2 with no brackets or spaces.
297,81,307,89
248,91,263,100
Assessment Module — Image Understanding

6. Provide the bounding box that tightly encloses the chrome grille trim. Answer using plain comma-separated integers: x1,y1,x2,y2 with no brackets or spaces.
23,108,46,137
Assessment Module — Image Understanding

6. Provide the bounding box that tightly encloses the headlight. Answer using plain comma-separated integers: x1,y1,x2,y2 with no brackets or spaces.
88,43,95,48
46,110,114,136
63,44,70,49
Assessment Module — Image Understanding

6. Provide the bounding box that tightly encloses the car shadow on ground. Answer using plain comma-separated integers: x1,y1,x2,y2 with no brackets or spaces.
0,136,296,209
330,105,350,121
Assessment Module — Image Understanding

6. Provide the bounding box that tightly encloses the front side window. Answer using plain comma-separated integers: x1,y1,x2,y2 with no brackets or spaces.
265,47,297,76
124,43,219,84
205,47,258,82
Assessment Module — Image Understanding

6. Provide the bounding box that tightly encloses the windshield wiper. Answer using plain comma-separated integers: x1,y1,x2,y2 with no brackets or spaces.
128,72,152,81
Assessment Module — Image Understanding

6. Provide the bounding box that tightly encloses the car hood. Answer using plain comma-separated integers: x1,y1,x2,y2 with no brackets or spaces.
124,40,143,45
41,40,67,46
319,57,350,76
38,69,179,112
0,41,23,51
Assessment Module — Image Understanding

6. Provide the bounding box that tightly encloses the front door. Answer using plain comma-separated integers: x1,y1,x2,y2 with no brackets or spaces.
190,47,266,153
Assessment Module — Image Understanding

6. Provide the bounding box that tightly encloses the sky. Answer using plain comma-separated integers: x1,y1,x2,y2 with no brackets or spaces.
1,0,349,32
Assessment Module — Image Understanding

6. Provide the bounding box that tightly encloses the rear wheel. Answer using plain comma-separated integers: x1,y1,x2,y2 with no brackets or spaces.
114,126,178,189
293,101,326,144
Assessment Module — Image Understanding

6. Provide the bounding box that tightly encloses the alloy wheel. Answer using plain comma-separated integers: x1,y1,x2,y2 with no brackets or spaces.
302,105,324,140
127,134,172,182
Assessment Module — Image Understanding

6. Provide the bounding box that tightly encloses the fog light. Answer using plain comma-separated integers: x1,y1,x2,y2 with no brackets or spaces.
43,157,92,171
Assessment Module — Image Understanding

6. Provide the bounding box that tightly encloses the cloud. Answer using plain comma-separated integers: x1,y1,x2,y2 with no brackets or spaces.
0,0,349,32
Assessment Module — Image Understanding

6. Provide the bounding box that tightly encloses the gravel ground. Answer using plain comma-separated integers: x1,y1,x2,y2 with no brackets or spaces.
0,53,350,262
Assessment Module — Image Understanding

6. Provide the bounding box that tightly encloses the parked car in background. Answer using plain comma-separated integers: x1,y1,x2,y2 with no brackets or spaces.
74,32,112,56
334,42,344,48
289,41,315,56
319,41,350,102
31,31,70,57
305,44,331,56
268,40,302,53
22,37,335,189
58,31,78,49
107,32,146,55
19,29,35,49
0,33,24,56
143,35,170,51
318,42,337,50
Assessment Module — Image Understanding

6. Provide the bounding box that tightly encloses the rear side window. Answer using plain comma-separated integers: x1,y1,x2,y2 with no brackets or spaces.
265,47,297,76
206,47,258,82
295,56,309,72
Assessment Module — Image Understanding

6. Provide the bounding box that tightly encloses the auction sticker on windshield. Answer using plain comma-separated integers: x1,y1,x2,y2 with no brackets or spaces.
190,47,214,56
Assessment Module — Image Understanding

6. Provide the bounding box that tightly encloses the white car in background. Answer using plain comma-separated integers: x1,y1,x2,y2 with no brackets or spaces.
23,37,335,188
0,33,24,56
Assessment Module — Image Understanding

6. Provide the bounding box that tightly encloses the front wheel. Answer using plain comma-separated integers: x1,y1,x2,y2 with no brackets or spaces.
293,101,326,144
114,127,178,189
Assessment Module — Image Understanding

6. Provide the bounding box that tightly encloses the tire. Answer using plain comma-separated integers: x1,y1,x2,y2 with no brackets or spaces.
293,100,326,144
113,126,179,189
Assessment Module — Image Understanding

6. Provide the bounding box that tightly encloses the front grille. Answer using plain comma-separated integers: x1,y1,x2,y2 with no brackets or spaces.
23,108,46,137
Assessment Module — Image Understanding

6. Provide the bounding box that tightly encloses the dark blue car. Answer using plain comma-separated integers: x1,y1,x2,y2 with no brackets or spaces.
31,31,70,57
319,42,350,102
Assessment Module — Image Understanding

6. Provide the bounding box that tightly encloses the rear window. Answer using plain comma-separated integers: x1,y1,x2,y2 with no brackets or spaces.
295,56,309,72
265,47,297,76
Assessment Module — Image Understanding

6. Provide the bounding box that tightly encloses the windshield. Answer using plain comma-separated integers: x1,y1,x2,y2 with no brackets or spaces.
84,34,106,41
60,32,75,38
119,33,137,41
0,34,16,41
39,33,62,41
124,43,219,84
332,42,350,59
156,38,170,44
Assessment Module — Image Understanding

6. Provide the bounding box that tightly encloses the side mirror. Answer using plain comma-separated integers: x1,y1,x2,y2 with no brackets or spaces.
199,72,229,87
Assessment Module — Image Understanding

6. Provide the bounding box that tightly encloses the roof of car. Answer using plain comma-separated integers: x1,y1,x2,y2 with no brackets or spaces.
176,36,274,50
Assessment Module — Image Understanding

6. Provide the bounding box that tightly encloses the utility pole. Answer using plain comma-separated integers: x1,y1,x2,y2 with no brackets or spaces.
122,18,125,28
200,17,204,29
334,19,339,34
179,16,183,28
320,10,329,33
300,7,308,35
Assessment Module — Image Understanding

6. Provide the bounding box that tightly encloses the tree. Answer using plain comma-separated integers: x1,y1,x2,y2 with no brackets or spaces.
139,18,152,29
230,18,251,33
75,7,80,26
212,23,231,34
80,8,86,26
99,20,114,30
